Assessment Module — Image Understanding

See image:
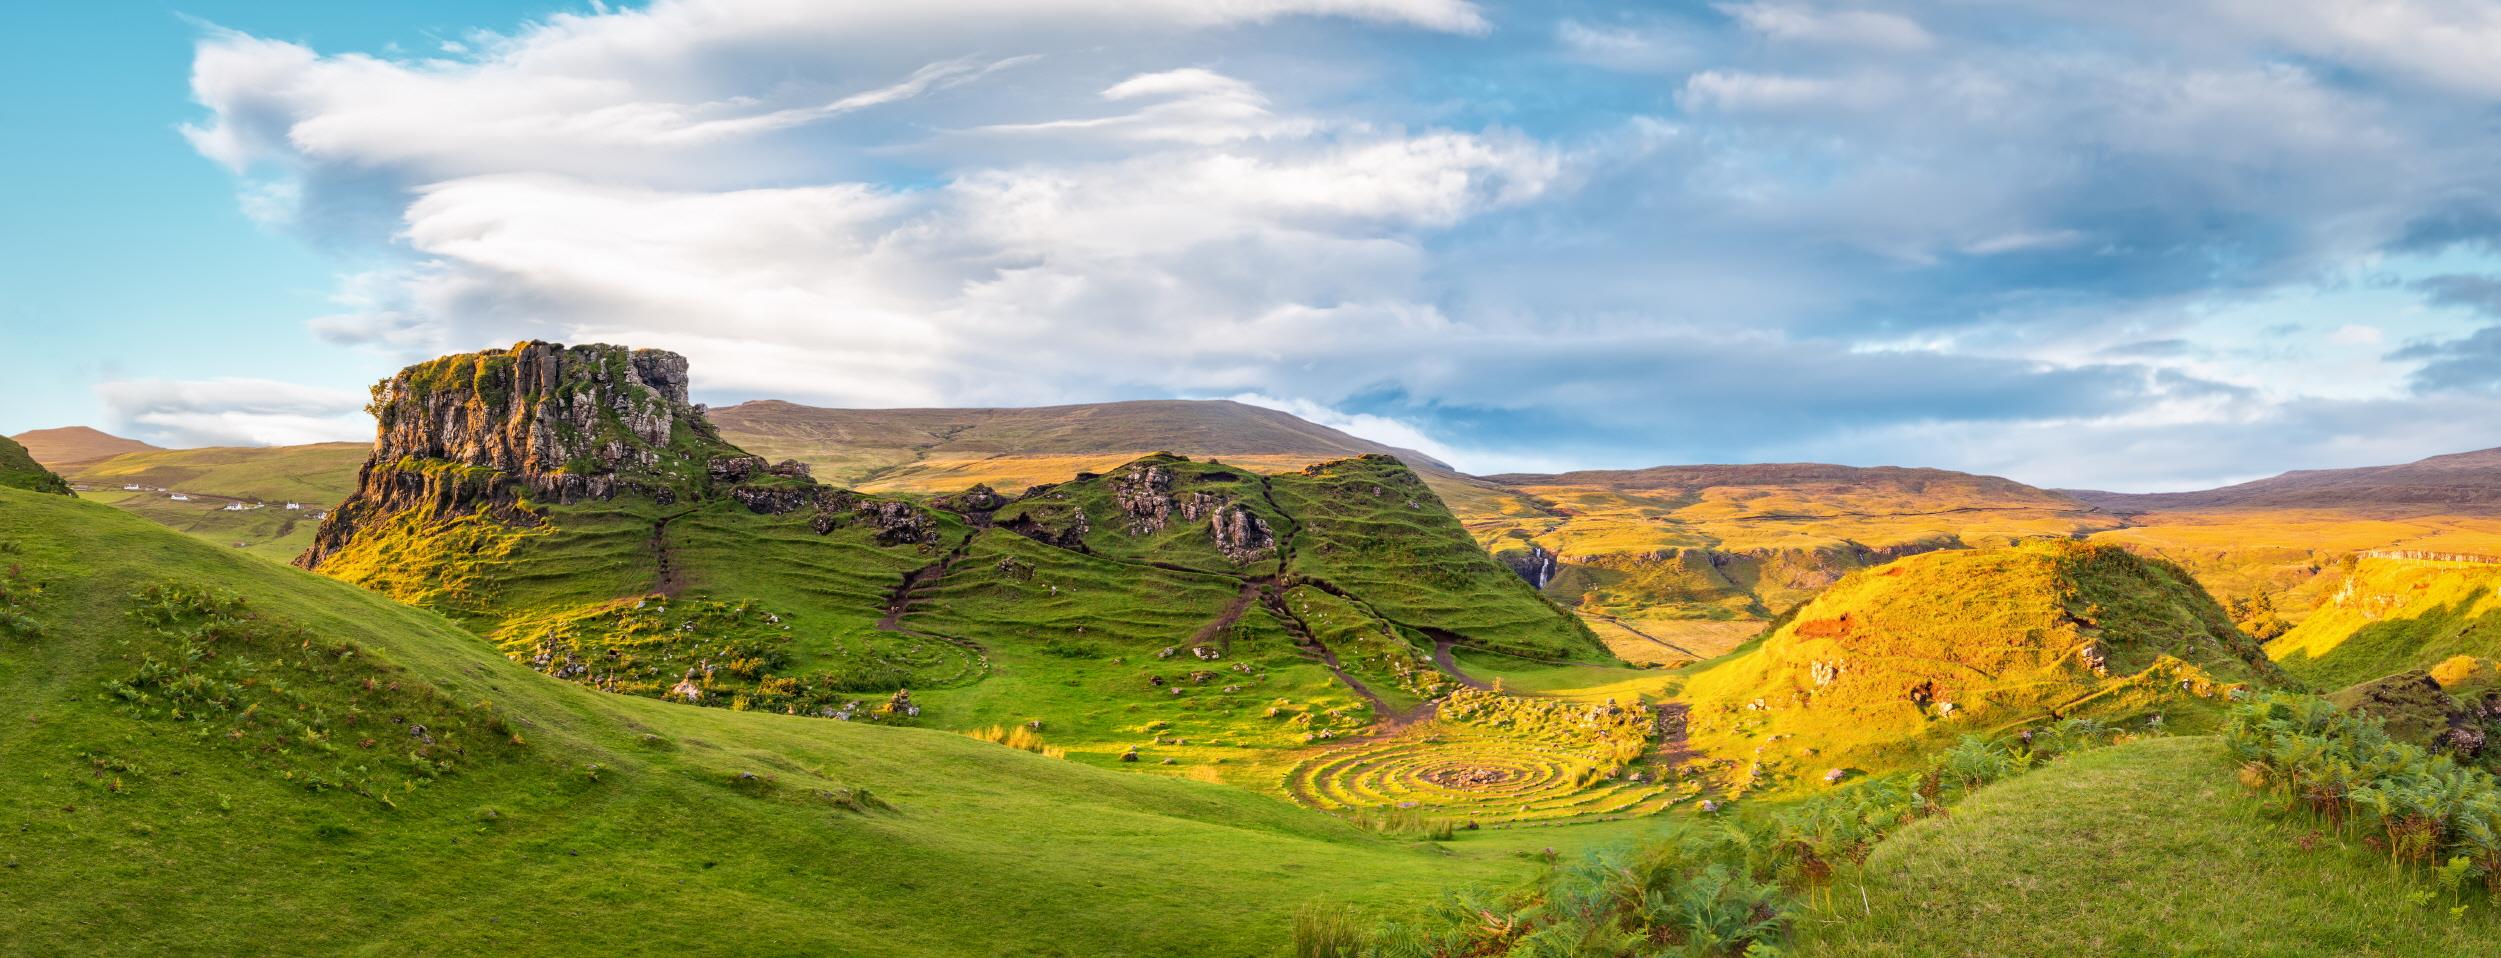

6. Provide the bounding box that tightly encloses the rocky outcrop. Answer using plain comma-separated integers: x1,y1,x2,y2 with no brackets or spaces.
301,342,738,569
999,507,1090,550
1209,503,1275,564
299,341,940,570
1111,463,1178,534
1498,544,1559,589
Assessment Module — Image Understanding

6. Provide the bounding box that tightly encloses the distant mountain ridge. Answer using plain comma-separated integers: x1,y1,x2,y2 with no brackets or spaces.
1488,462,2095,512
2068,447,2501,513
710,398,1452,493
8,425,161,468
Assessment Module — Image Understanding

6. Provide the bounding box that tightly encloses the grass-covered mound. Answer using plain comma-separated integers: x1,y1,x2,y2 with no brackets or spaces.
292,344,1606,780
1273,455,1604,661
1682,541,2279,783
2269,557,2501,690
0,487,1528,956
0,434,71,495
1457,463,2122,662
1796,735,2500,957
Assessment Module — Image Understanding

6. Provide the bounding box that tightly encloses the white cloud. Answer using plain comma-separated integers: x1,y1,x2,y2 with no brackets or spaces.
1716,2,1934,53
160,0,2501,489
1961,229,2084,256
975,68,1316,144
1676,70,1880,112
95,379,369,447
2202,0,2501,100
1555,19,1690,73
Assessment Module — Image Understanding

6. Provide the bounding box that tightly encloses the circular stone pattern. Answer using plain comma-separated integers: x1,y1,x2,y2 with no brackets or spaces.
1283,730,1689,824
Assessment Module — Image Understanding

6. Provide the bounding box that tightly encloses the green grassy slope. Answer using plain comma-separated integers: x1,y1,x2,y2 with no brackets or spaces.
64,442,367,503
0,487,1524,956
1460,463,2122,665
62,442,368,560
1800,736,2499,957
1683,541,2278,783
1274,456,1603,661
0,435,71,495
2268,558,2501,689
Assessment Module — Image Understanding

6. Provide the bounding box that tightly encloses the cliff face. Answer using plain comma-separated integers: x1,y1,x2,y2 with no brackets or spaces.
298,342,746,569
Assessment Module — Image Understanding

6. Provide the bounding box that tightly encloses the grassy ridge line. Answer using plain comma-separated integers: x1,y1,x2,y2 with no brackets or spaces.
1681,542,2275,785
0,434,72,496
0,487,1525,956
1800,736,2498,957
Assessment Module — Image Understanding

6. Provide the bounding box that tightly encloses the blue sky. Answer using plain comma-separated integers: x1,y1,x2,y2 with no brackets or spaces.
6,0,2501,490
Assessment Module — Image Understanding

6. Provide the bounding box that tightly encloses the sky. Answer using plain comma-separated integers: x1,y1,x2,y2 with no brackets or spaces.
6,1,2501,491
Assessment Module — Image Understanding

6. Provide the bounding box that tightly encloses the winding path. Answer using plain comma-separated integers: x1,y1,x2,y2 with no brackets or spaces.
650,509,696,596
1430,638,1492,691
871,532,993,682
1184,580,1262,655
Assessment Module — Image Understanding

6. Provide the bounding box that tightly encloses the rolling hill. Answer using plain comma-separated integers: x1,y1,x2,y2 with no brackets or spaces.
1463,463,2123,665
293,341,1610,793
2265,555,2501,690
8,425,159,468
710,397,1454,494
1680,540,2278,784
0,480,1531,956
0,434,72,495
2071,447,2501,514
1797,735,2501,957
2077,449,2501,634
58,442,368,561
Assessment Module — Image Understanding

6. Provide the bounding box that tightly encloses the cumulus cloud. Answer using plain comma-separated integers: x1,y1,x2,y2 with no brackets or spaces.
96,379,369,447
168,0,2501,488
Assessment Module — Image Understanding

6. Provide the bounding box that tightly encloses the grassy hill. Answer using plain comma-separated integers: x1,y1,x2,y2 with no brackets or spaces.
2266,557,2501,690
1463,464,2121,666
0,485,1542,956
58,442,369,561
2073,449,2501,632
1681,541,2278,783
711,398,1453,494
296,344,1608,800
0,434,72,495
8,425,159,468
1797,735,2500,957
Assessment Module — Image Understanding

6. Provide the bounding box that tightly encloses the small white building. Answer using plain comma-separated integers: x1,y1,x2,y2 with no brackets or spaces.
284,502,302,511
121,484,141,491
168,494,190,502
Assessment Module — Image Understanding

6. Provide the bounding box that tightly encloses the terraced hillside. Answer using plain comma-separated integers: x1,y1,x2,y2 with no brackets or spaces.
1464,464,2122,665
1682,541,2279,785
0,483,1536,956
296,342,1610,784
